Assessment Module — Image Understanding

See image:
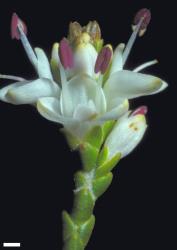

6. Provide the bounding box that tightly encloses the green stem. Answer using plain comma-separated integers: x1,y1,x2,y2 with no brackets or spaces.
62,168,113,250
62,125,121,250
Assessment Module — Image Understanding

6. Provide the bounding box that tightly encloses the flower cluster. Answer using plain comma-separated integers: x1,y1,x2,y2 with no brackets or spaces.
0,9,168,159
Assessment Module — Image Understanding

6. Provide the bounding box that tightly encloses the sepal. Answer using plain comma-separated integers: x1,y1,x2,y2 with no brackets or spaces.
102,120,116,139
78,215,95,247
96,146,109,167
62,211,95,249
95,152,121,178
93,173,113,198
79,126,104,171
79,143,98,171
63,234,84,250
62,211,77,241
83,126,103,149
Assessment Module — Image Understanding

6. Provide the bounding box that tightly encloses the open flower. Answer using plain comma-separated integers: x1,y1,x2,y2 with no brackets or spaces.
0,10,168,140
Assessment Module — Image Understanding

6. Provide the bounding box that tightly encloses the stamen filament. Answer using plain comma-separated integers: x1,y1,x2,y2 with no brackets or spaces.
0,74,26,82
122,18,143,66
17,25,38,68
133,59,158,72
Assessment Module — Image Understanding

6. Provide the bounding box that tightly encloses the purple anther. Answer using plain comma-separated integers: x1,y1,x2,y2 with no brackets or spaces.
94,46,112,74
133,8,151,30
11,13,27,40
131,106,148,116
59,38,74,69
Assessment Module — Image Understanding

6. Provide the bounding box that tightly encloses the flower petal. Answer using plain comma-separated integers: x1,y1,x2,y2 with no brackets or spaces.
0,82,26,103
95,87,107,114
105,113,147,159
35,48,53,80
150,80,168,94
37,97,77,125
65,120,95,140
104,70,164,99
73,100,97,121
98,99,129,121
106,96,126,111
61,74,106,117
37,96,100,140
110,43,125,74
5,78,60,105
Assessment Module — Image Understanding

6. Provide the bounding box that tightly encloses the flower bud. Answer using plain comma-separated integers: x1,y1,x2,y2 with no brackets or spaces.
131,106,148,116
105,111,147,159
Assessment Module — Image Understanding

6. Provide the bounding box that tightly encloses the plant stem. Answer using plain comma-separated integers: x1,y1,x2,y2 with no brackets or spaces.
62,125,121,250
62,169,97,250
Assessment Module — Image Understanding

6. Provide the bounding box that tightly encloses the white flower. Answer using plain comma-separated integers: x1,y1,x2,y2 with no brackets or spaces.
0,12,168,140
105,107,148,159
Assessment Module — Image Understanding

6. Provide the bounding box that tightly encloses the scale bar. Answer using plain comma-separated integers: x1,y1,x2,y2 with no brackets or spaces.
3,243,21,247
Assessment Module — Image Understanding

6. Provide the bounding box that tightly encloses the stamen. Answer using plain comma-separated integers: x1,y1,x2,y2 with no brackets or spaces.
11,13,27,40
133,59,158,72
0,74,26,82
11,13,38,68
133,8,151,37
122,8,151,66
18,25,38,68
68,22,82,44
131,106,148,116
85,21,101,41
59,38,74,69
94,45,112,74
122,18,143,66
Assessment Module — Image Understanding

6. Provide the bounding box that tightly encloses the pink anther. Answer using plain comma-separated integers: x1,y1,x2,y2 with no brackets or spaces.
133,8,151,30
59,38,74,69
94,46,112,74
11,13,27,40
